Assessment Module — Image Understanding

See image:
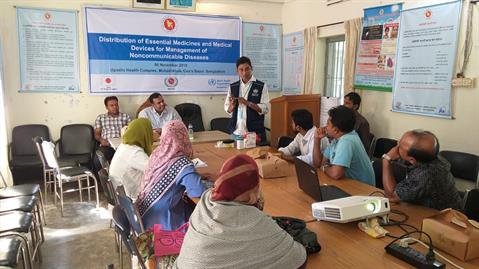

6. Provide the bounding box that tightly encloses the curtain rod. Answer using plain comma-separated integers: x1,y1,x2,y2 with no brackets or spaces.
317,21,344,28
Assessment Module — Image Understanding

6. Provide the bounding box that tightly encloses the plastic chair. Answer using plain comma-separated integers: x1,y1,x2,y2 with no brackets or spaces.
116,192,144,237
372,160,407,189
463,188,479,222
95,150,110,172
0,234,33,269
111,205,147,269
57,124,96,169
41,141,99,216
439,151,479,192
97,169,117,206
277,136,295,149
175,103,205,132
210,117,231,134
370,138,398,160
9,124,50,184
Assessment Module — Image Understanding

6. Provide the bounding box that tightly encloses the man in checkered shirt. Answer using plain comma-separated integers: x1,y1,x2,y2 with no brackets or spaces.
94,96,131,167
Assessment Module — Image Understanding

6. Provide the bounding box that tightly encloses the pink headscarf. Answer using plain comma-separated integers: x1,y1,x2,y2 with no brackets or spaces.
137,120,193,201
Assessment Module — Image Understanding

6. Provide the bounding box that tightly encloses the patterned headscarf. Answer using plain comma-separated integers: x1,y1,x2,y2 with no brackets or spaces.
137,120,192,201
121,118,153,156
211,154,260,201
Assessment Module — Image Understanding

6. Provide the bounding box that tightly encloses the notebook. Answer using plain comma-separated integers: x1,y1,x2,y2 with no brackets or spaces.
294,158,350,201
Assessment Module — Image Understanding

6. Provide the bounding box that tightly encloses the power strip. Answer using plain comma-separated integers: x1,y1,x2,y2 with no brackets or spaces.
385,243,445,269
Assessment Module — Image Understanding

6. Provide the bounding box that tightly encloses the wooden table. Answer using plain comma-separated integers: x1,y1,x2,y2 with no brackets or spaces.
190,130,230,144
193,142,479,269
108,130,229,150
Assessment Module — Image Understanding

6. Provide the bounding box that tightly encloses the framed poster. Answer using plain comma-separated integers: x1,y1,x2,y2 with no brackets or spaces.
166,0,196,12
132,0,165,9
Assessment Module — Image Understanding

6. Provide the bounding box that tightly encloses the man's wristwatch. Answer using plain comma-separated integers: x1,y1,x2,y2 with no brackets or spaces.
382,154,392,162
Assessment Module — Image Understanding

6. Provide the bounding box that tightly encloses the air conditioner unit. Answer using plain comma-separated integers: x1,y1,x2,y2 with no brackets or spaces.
312,196,390,223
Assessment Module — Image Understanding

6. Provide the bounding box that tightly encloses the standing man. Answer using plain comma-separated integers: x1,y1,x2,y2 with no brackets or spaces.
94,96,131,164
343,92,371,151
381,130,461,210
138,92,182,134
312,106,375,186
278,109,329,165
224,56,270,143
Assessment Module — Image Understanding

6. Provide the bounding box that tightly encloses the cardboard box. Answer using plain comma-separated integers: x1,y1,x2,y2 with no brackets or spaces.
421,209,479,261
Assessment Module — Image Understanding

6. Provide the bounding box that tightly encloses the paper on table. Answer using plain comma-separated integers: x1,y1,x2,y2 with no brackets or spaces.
192,158,207,168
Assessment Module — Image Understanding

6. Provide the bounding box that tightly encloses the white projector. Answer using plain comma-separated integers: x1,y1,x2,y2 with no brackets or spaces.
312,196,390,223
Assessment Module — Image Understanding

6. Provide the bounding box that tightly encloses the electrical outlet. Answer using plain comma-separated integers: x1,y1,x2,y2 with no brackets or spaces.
452,78,475,88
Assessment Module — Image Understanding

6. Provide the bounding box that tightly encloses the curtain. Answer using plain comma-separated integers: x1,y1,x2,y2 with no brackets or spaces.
302,26,319,94
343,18,362,96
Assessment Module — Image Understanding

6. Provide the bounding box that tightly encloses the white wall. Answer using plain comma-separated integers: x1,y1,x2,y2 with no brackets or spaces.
0,0,282,141
282,0,479,155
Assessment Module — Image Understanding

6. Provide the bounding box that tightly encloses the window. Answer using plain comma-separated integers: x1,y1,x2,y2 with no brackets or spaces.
324,36,345,98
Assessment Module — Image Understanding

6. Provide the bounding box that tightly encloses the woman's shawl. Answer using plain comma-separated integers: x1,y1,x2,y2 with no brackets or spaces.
174,189,307,269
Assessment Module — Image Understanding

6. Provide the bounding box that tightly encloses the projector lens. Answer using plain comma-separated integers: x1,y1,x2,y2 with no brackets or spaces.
366,202,376,212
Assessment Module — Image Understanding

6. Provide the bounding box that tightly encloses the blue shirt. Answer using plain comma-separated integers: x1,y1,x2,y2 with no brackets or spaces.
323,131,375,186
141,165,205,230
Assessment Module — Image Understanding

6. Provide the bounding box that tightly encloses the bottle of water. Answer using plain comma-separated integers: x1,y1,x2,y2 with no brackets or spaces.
188,123,194,140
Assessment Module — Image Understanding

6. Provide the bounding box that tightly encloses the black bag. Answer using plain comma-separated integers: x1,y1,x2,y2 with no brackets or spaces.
273,216,321,254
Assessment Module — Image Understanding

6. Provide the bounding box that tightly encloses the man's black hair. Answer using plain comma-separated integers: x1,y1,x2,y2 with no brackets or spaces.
148,92,162,103
236,56,252,69
344,92,361,110
407,130,439,163
104,96,118,106
328,105,356,133
291,109,313,130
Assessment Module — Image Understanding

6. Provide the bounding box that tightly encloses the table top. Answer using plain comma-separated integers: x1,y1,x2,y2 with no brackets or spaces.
190,130,230,144
108,130,230,150
192,142,479,269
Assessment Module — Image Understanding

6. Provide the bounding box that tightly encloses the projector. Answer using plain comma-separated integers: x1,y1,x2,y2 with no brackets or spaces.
312,196,390,223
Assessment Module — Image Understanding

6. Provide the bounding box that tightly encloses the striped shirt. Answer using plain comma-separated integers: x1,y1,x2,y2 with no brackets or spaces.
94,112,131,139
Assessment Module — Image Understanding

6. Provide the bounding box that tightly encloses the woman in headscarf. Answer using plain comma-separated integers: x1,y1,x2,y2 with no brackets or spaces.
136,120,206,230
174,154,307,269
110,118,153,201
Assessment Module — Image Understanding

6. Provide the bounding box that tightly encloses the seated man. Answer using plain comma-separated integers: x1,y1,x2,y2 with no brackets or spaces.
278,109,328,165
138,92,181,134
381,130,461,210
343,92,371,151
312,105,375,186
94,96,131,165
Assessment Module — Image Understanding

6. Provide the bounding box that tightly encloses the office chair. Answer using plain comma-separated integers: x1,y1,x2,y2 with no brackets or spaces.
439,151,479,192
210,117,231,134
9,124,50,184
57,124,96,170
175,103,205,132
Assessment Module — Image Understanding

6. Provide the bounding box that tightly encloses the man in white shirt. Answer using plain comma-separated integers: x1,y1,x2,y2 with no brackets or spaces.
138,92,181,134
224,56,270,143
278,109,329,165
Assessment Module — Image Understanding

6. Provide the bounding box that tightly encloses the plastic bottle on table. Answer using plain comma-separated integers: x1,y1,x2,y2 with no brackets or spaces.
188,123,194,140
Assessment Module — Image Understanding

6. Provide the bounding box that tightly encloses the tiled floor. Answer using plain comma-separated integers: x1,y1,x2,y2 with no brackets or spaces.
35,190,132,269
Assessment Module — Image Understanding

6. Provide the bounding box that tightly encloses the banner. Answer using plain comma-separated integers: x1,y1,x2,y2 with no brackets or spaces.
17,7,79,92
282,31,304,95
392,1,461,118
84,7,241,94
242,22,282,91
354,4,402,92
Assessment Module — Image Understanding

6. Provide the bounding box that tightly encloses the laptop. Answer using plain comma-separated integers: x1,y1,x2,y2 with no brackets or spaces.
294,158,350,202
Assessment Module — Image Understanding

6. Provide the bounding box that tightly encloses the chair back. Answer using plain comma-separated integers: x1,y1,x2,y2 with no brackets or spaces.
210,117,231,133
11,124,50,156
371,138,398,159
59,124,95,155
463,188,479,222
372,160,407,189
98,168,116,206
439,151,479,183
112,205,146,269
117,192,145,236
95,150,110,171
33,136,50,169
41,141,60,171
277,136,295,149
175,103,205,131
